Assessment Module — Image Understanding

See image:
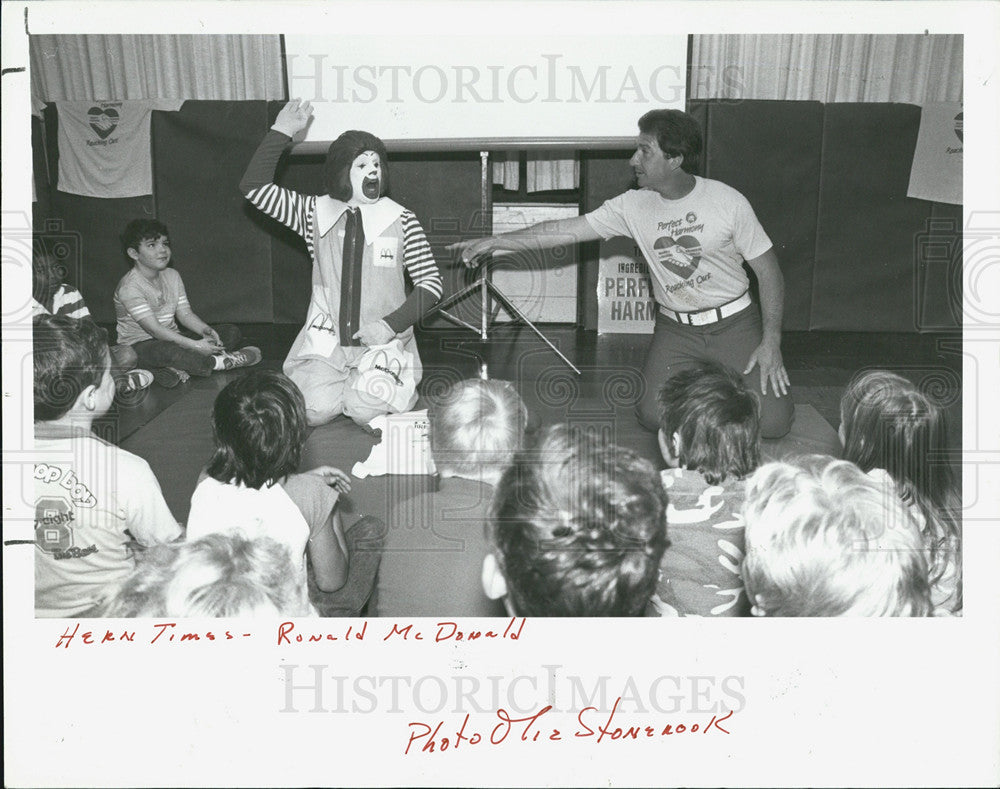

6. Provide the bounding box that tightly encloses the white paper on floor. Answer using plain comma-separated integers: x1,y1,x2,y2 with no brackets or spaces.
352,409,437,478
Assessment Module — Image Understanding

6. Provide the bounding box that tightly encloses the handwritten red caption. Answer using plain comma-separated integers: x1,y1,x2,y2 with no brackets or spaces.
54,622,252,647
52,618,527,648
276,617,526,645
406,697,735,755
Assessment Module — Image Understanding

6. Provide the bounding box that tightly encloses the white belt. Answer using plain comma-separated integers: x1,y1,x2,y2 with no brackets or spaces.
659,292,752,327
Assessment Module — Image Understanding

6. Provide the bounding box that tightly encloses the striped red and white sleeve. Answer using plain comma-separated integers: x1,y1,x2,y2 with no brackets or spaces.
240,130,317,256
51,285,91,320
401,211,443,299
382,211,444,333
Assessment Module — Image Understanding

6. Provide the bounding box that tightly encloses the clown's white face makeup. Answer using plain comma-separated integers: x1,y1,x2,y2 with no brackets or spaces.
348,150,382,205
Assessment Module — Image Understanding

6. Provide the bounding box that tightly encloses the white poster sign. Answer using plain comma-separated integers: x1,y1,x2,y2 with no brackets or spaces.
283,34,687,148
597,236,656,334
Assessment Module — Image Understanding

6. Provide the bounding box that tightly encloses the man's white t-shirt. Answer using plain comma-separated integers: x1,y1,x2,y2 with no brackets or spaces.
585,177,773,312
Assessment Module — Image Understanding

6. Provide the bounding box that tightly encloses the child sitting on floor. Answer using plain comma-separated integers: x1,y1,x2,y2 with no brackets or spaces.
113,218,261,388
32,247,152,395
186,370,379,615
100,532,316,617
650,361,760,617
741,455,931,616
839,369,962,615
482,424,668,616
33,314,182,617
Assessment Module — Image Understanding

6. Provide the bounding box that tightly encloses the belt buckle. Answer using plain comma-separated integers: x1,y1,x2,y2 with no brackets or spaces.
689,310,715,327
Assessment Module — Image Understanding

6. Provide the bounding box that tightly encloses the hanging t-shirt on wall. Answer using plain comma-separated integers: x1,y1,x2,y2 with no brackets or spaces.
55,100,184,198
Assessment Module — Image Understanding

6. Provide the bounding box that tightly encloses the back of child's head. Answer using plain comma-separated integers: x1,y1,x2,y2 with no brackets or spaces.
206,370,307,489
428,378,528,478
840,369,957,509
100,532,312,617
657,361,761,484
324,130,391,201
839,370,959,575
489,424,668,616
741,455,931,617
120,218,169,257
33,313,109,422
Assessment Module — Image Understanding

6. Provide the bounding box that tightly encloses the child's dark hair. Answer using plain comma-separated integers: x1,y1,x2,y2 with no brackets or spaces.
489,424,668,616
323,130,390,201
637,109,703,175
33,314,109,422
32,245,65,307
206,370,308,489
657,361,761,484
31,315,111,422
840,370,961,600
120,218,169,257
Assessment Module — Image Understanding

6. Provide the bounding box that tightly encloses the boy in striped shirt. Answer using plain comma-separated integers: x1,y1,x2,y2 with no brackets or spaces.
113,219,261,388
240,99,443,426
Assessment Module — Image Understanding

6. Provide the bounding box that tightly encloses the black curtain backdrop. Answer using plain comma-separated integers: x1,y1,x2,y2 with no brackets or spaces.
700,99,824,331
811,103,939,331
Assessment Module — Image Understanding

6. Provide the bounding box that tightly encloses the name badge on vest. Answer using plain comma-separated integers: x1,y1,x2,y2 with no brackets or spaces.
373,237,398,268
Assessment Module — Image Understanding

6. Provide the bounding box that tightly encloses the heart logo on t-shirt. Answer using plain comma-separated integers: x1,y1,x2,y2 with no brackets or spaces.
954,112,963,142
87,107,120,140
653,235,702,279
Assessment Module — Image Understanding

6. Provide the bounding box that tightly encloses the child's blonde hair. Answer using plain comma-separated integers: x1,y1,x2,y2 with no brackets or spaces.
428,378,528,477
742,456,931,617
101,532,312,617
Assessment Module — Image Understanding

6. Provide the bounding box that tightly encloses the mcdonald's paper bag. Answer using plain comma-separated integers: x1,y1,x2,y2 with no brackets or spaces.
301,310,339,358
350,340,417,413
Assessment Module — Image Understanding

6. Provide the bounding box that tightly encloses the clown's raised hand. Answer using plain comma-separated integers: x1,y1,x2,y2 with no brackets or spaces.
272,99,313,138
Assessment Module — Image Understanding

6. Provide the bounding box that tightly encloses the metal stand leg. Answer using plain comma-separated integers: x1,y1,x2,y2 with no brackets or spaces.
485,282,582,375
429,150,582,376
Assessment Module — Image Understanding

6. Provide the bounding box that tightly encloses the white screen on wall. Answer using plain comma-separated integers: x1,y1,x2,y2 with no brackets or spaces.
283,34,688,149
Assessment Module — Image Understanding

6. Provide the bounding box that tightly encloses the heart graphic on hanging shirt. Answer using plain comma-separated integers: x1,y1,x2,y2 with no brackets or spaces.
87,107,120,140
653,235,703,279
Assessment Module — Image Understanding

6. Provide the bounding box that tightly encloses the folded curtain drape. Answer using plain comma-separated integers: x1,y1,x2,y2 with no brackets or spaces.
690,34,962,104
30,34,285,101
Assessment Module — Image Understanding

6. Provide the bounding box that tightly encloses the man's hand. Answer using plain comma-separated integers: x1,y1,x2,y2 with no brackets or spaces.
272,98,313,138
307,465,352,494
353,320,395,346
447,237,499,268
743,337,789,397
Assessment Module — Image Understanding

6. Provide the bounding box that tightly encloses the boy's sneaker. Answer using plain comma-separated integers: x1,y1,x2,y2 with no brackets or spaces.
221,346,263,370
115,368,154,396
152,367,187,389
